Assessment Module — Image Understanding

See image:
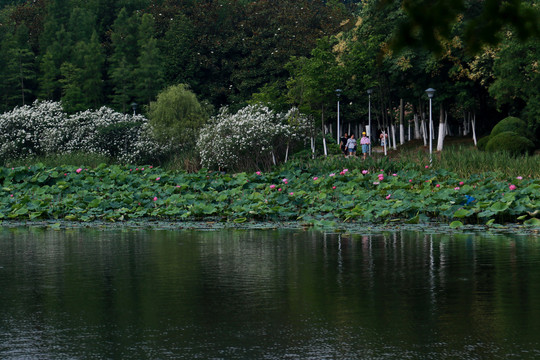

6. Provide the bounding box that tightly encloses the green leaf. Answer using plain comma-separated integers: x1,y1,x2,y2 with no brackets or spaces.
449,221,463,229
453,209,471,218
405,214,420,224
523,218,540,227
490,202,509,212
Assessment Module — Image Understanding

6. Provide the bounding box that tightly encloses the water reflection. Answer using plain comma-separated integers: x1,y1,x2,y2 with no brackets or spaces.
0,227,539,359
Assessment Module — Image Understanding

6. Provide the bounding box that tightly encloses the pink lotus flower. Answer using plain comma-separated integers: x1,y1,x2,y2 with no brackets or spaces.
329,173,335,177
141,168,145,171
135,168,139,171
256,171,261,175
454,187,460,190
289,192,294,195
282,178,288,183
278,188,282,192
313,177,318,180
10,194,13,197
270,184,276,189
332,186,336,189
386,194,391,200
378,175,384,181
156,177,160,181
343,169,348,173
339,171,345,175
64,173,67,176
362,170,368,174
76,168,82,174
150,166,153,169
373,181,380,185
436,184,440,188
459,181,464,186
516,176,523,180
409,179,412,183
425,165,429,169
176,185,181,188
153,197,158,201
392,174,397,176
509,184,517,191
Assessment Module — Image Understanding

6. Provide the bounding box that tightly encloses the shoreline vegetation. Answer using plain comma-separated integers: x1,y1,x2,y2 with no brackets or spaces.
1,142,538,230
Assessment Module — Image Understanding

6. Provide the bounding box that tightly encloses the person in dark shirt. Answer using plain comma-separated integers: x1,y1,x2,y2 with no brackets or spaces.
340,132,349,157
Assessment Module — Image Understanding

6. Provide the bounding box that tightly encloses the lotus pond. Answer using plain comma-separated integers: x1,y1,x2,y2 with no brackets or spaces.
0,164,538,227
1,226,540,359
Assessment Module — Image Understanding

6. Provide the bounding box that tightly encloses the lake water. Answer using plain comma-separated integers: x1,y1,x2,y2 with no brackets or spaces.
0,227,539,359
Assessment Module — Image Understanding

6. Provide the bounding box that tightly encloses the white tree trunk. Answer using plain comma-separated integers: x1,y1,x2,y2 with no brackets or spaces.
285,143,289,163
399,98,405,145
322,137,327,157
472,113,477,146
421,116,427,146
310,137,315,159
414,113,421,139
391,124,397,150
437,107,445,151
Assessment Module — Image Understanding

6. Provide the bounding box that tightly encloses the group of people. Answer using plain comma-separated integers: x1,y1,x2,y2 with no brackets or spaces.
339,132,371,160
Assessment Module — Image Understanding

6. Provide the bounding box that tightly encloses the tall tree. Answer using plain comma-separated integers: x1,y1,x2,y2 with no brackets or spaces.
135,13,163,107
108,8,138,113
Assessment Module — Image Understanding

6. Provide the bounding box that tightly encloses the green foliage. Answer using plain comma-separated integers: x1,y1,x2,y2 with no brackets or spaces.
490,116,529,138
388,0,540,55
148,84,208,149
485,131,535,156
0,163,536,225
476,136,490,151
135,14,163,107
108,8,138,113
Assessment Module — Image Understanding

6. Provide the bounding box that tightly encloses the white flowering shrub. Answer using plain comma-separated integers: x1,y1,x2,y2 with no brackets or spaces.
197,104,312,170
0,100,171,163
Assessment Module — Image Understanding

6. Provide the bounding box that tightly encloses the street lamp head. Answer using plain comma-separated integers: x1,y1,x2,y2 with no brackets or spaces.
335,89,342,98
367,88,373,95
131,102,138,111
425,88,436,98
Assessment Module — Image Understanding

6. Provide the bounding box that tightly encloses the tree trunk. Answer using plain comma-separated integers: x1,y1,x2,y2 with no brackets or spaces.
321,107,327,156
437,106,445,151
414,113,420,140
391,124,397,150
472,113,477,146
399,98,405,145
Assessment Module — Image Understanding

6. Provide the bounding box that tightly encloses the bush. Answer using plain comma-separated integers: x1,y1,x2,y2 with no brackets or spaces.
490,116,529,138
476,135,490,151
485,131,535,155
197,105,313,171
0,100,172,164
148,84,208,149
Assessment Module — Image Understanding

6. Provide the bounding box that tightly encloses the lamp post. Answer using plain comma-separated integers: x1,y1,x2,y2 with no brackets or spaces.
425,88,436,163
336,89,342,144
367,88,373,155
130,102,138,116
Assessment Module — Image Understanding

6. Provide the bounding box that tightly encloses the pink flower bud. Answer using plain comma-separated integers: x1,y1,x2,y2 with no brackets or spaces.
509,184,517,191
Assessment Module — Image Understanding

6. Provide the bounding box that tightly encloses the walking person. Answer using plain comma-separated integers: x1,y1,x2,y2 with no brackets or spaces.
360,132,371,160
345,134,357,157
340,132,349,157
